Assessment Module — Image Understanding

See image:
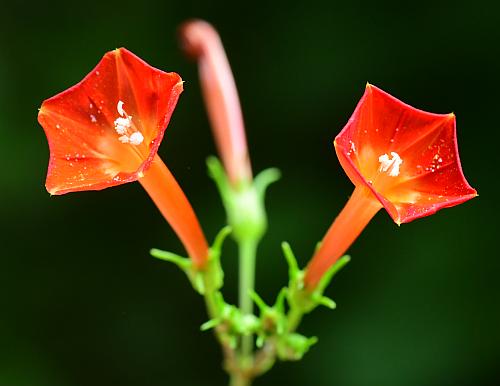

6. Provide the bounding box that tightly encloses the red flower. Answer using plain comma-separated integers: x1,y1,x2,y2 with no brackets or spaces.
304,84,477,288
335,84,477,224
38,48,209,266
39,48,181,194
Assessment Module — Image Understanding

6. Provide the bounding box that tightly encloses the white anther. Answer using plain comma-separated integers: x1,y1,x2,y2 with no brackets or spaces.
118,135,130,143
115,100,143,146
114,117,130,127
114,116,132,135
378,151,403,177
129,132,144,145
114,125,127,135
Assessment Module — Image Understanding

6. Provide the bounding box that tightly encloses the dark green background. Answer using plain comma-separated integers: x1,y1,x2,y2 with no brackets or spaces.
0,0,498,385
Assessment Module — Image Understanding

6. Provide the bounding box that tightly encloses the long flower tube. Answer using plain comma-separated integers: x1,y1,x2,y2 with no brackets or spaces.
179,20,252,186
38,48,209,267
304,84,477,289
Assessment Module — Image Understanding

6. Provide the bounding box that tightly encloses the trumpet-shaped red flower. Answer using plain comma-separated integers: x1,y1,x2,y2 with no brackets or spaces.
38,48,209,266
305,84,477,288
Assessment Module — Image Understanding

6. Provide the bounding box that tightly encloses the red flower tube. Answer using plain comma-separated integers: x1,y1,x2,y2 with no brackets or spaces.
304,84,477,288
179,20,252,186
38,48,209,267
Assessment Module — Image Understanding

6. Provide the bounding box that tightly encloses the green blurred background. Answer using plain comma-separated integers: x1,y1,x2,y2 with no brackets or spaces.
0,0,498,385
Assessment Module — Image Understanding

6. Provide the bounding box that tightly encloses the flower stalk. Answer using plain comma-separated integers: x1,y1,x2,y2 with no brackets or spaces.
304,185,381,289
139,154,209,267
238,239,258,360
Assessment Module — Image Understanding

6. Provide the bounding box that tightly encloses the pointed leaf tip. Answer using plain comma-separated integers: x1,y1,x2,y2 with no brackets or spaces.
200,318,221,331
281,241,300,277
249,290,268,312
254,167,281,199
212,225,232,252
316,254,351,293
319,296,336,309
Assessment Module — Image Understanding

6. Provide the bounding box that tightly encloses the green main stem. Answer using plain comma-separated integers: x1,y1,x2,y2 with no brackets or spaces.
286,306,304,333
238,239,258,361
230,372,251,386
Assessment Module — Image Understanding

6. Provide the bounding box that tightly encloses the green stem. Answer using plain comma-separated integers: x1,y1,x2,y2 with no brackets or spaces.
238,239,258,361
230,372,251,386
204,286,218,317
287,306,304,332
202,282,225,346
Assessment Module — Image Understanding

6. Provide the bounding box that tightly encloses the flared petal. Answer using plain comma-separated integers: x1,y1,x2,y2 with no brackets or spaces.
38,48,183,195
335,84,477,224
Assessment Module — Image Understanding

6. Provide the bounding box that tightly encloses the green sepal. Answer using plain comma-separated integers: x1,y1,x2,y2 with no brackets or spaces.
204,226,232,293
282,242,300,282
315,254,350,295
276,333,318,361
273,287,287,316
207,156,280,243
253,167,281,201
150,226,231,295
282,242,350,314
249,290,268,313
256,335,265,349
150,248,205,292
249,288,288,346
214,302,260,337
200,318,221,331
207,156,231,203
149,249,190,270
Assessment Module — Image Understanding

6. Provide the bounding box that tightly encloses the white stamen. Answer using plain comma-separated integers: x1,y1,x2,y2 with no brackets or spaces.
114,116,133,136
378,151,403,177
117,100,126,116
114,117,132,135
118,135,130,143
129,132,144,145
114,100,143,146
90,114,97,123
114,117,130,127
115,125,127,135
